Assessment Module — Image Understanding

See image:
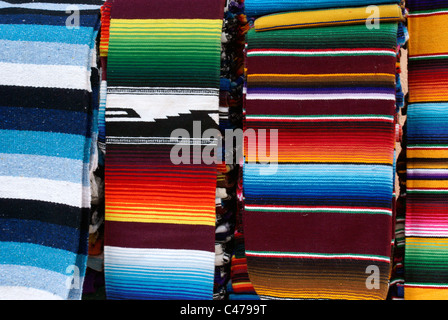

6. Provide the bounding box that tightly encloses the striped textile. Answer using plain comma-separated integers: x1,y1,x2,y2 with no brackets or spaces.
0,0,102,299
254,4,403,32
243,8,402,300
103,0,225,300
245,0,400,18
97,0,111,165
228,201,260,300
404,0,448,300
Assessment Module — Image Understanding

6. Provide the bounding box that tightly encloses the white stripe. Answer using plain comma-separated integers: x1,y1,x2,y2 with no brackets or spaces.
106,136,218,146
0,62,91,91
407,146,448,149
0,1,102,11
245,93,396,101
409,10,448,17
407,169,448,174
409,54,448,59
246,251,391,263
405,283,448,288
104,246,215,268
0,176,89,208
0,287,64,300
107,86,219,96
406,230,448,237
245,205,392,214
408,189,448,192
246,115,394,122
106,93,218,123
247,49,396,56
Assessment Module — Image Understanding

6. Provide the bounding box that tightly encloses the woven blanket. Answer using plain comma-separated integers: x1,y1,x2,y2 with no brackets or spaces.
245,0,400,18
243,16,400,299
404,0,448,300
0,0,102,299
254,4,403,32
103,0,224,300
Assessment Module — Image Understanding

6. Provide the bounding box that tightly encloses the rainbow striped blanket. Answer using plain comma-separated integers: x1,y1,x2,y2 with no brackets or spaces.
102,0,225,300
404,0,448,300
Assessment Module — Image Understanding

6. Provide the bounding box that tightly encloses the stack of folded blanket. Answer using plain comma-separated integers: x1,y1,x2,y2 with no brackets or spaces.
242,0,404,300
0,0,102,299
404,0,448,300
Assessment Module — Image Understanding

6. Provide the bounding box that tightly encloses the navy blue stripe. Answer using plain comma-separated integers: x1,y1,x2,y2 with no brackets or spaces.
0,106,91,136
407,0,448,12
0,218,88,254
0,11,100,26
0,198,90,229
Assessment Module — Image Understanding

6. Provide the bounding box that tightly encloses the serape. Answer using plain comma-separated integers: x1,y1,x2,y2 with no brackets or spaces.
404,0,448,300
103,0,225,300
243,12,401,300
0,0,102,299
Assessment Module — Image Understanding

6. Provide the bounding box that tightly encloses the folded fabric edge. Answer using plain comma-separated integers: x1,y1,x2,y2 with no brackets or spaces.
254,4,404,32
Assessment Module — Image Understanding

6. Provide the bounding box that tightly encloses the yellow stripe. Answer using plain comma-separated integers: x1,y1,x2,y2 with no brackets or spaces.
406,238,448,247
408,14,448,56
407,162,448,169
405,287,448,300
407,180,448,188
106,209,214,216
407,149,448,158
105,215,215,226
106,205,213,212
255,4,402,31
253,287,384,300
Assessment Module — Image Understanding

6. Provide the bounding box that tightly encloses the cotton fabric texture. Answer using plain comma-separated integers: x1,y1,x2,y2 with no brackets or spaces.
0,0,102,300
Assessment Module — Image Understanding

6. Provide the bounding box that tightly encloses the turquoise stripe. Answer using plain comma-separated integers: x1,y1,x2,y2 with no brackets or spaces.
407,103,448,138
0,129,90,161
104,266,215,281
244,163,393,202
0,242,79,275
0,24,96,45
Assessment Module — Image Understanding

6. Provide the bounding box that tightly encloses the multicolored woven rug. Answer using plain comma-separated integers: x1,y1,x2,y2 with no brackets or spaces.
0,0,102,299
242,4,403,300
102,0,225,300
404,0,448,300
